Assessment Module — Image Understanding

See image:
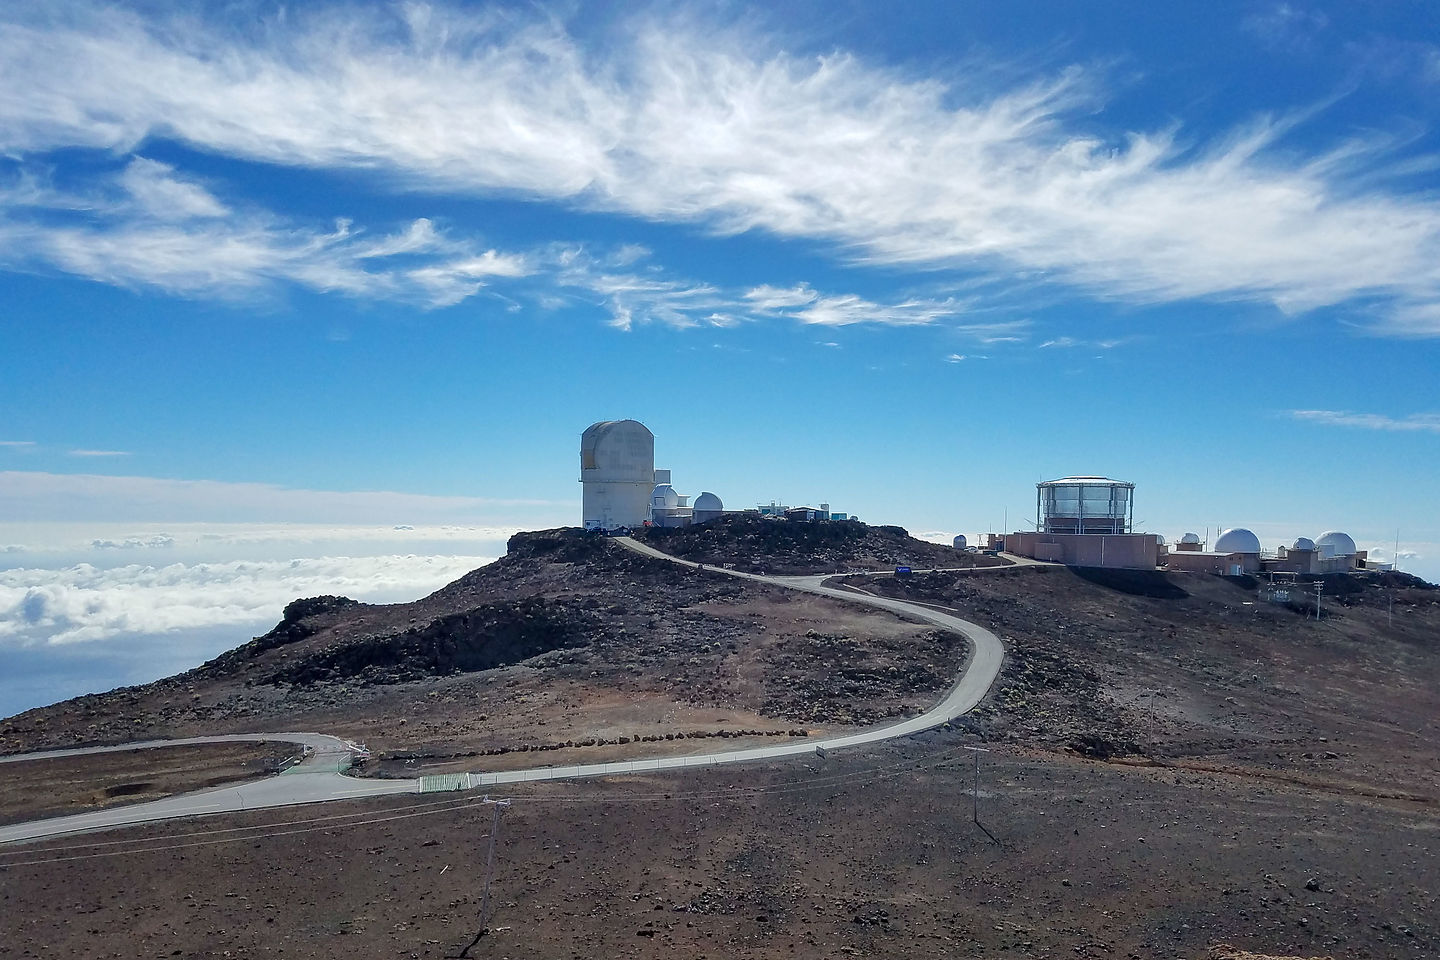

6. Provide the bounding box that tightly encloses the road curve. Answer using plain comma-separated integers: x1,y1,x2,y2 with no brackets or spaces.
0,733,416,845
0,540,1010,845
458,538,1005,788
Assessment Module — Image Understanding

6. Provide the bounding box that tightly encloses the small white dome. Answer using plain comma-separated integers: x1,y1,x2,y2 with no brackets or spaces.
952,534,968,549
1180,532,1202,544
1214,528,1261,554
693,491,723,511
650,484,680,509
1291,537,1316,552
1316,530,1356,557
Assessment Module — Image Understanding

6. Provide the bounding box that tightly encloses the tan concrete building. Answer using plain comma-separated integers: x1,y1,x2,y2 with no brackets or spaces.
1004,531,1160,569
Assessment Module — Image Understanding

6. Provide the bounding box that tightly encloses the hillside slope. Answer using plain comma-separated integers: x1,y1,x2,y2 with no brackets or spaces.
0,529,960,764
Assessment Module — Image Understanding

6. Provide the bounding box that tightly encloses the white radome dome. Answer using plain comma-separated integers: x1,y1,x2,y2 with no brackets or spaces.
1180,532,1202,544
693,492,723,511
651,484,680,509
1214,528,1262,555
1316,530,1357,557
1291,537,1316,552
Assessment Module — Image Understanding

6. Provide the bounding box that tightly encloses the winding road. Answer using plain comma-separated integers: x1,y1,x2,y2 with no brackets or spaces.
0,540,1020,845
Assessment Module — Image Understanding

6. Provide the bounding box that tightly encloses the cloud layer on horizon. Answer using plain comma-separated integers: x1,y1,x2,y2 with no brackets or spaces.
0,554,493,646
0,470,572,525
0,4,1438,333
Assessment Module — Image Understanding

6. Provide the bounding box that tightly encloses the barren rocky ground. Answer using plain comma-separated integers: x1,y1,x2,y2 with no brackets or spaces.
0,743,290,826
0,528,962,773
1,526,1437,959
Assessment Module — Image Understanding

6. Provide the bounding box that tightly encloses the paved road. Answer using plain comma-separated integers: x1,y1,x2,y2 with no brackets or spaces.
0,733,416,845
0,540,1017,844
452,539,1004,788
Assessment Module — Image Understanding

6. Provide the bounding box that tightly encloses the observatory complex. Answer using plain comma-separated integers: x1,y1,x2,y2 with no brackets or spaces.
580,419,833,531
1166,527,1376,576
580,423,1381,578
997,476,1380,575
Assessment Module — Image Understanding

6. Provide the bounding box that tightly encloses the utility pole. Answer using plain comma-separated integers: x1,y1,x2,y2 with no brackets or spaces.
458,795,513,958
964,746,990,824
479,797,511,933
1313,581,1323,621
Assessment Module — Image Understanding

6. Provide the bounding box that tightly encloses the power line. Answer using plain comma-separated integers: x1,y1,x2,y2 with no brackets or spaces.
1,741,991,867
0,792,482,857
0,795,493,868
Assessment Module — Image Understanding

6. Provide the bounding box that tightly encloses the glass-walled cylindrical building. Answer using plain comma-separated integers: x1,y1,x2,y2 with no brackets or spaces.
1036,477,1134,535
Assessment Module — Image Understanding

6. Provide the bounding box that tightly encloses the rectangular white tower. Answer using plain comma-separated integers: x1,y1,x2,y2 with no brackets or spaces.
580,420,655,530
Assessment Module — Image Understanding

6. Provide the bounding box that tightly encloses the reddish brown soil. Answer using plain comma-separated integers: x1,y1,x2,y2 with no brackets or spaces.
0,743,290,826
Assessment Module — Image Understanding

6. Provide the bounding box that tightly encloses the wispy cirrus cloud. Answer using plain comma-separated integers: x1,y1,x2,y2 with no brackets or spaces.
1,5,1438,332
0,156,532,307
67,449,131,457
1288,409,1440,433
0,441,35,448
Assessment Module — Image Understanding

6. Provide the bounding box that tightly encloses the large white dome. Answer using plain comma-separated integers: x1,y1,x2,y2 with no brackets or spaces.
1214,528,1261,554
651,484,680,509
1316,530,1357,557
1291,537,1316,552
1180,532,1201,544
693,492,723,511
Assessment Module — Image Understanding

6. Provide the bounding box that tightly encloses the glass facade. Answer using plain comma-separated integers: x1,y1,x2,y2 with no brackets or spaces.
1038,480,1132,534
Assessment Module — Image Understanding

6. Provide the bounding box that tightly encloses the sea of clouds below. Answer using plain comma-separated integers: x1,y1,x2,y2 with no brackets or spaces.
0,523,512,717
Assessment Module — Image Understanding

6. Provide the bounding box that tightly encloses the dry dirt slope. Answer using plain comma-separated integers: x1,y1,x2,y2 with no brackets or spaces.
0,528,963,766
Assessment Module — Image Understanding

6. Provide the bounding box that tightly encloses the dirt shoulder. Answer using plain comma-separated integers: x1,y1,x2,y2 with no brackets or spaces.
0,742,291,826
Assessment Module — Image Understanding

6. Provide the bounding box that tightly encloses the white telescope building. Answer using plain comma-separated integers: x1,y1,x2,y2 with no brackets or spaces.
580,420,656,530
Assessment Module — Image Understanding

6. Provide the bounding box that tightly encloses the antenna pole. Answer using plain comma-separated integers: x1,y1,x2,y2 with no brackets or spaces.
964,746,990,824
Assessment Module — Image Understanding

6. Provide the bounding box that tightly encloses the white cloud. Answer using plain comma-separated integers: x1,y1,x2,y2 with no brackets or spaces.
68,449,131,457
0,155,532,307
119,156,227,219
2,6,1437,332
91,535,174,550
794,294,961,327
0,441,36,448
744,283,819,311
0,554,491,646
1242,4,1329,51
0,470,573,525
1288,409,1440,433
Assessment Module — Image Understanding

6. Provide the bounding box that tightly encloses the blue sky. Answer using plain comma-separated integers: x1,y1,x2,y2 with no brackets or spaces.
3,1,1440,712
